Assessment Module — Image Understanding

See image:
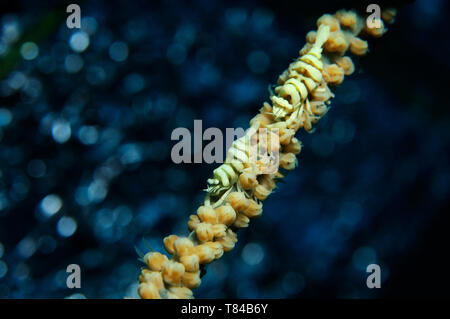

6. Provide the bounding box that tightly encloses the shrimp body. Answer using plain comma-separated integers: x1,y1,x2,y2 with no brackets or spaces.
271,24,330,121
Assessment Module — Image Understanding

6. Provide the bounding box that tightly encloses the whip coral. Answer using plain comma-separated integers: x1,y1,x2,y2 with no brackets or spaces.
137,8,397,299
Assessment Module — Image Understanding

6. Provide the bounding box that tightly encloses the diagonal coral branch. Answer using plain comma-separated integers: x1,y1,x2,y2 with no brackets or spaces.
137,8,397,299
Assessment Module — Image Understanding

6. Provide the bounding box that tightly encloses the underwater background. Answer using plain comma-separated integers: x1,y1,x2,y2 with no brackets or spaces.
0,0,449,298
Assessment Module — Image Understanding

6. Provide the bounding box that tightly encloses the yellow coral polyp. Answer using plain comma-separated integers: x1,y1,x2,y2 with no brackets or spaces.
182,271,201,289
166,287,193,299
204,241,224,259
144,252,168,271
349,36,369,56
179,254,199,272
285,137,302,155
254,184,272,201
139,270,164,291
239,170,259,190
163,234,178,255
193,244,215,264
138,282,161,299
324,31,349,54
323,63,345,86
317,14,340,32
233,212,250,228
280,153,298,170
173,237,194,256
217,229,238,252
138,8,395,299
364,19,386,37
382,8,397,24
196,205,217,224
335,56,355,75
195,222,215,243
215,204,236,226
335,10,358,30
187,214,200,231
161,260,185,286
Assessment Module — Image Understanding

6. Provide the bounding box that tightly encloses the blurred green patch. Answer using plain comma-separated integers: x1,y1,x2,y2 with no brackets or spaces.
0,10,64,79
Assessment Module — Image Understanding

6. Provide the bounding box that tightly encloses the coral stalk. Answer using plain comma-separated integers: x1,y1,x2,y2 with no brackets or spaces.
137,8,396,299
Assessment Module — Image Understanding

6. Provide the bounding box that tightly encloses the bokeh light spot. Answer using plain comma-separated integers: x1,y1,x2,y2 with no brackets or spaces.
57,217,78,238
40,194,63,218
16,237,36,259
64,54,84,73
69,31,90,52
109,41,129,62
20,42,39,60
241,243,264,266
27,159,47,178
52,120,71,143
0,108,13,127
